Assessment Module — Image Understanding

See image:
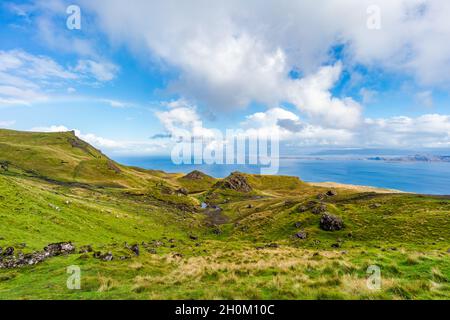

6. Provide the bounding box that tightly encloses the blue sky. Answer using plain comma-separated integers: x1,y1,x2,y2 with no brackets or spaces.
1,0,450,155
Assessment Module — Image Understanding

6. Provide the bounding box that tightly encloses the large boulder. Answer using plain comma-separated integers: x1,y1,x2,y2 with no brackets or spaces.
320,213,344,231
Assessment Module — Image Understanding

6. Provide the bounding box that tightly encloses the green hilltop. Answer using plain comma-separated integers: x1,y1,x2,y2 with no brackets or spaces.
0,129,449,299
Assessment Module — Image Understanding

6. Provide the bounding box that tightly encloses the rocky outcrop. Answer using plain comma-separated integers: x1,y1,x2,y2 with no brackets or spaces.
183,170,209,180
320,213,344,231
0,242,75,269
217,172,252,193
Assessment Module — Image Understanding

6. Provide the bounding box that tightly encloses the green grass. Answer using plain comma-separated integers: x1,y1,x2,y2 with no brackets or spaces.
0,129,449,300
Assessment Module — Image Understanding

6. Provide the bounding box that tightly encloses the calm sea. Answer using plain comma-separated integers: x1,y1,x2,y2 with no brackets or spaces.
113,156,450,195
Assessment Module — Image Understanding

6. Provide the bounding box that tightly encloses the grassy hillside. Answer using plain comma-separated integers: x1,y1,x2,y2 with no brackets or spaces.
0,129,448,299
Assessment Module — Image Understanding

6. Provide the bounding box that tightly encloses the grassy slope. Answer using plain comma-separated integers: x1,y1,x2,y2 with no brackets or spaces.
0,129,449,299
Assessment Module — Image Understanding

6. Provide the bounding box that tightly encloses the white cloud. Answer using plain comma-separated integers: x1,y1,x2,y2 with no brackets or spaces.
0,50,119,107
74,60,119,82
286,63,362,129
30,125,168,154
0,120,16,127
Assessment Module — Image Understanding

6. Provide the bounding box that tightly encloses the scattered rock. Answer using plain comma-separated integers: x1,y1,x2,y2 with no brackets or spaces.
147,248,157,254
3,247,14,256
369,203,382,209
177,188,189,196
94,252,113,261
326,190,338,197
294,221,302,228
153,240,164,247
172,253,183,258
247,204,254,209
48,204,60,211
130,244,140,256
44,242,75,256
312,204,327,214
189,235,198,241
317,193,326,201
78,245,93,254
295,232,307,239
1,242,76,269
320,213,344,231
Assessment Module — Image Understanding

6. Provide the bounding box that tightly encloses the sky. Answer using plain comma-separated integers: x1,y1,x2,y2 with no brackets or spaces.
1,0,450,156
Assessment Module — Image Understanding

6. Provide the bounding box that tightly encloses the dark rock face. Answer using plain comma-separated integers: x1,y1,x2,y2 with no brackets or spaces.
295,232,307,239
326,190,338,197
130,244,140,256
312,204,327,215
320,213,344,231
219,172,252,193
4,247,14,256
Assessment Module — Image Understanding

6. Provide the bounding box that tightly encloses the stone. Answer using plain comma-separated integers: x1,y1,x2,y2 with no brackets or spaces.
130,244,140,256
312,204,327,214
326,190,338,197
44,242,75,256
294,221,302,228
369,203,382,209
4,247,14,256
189,235,198,240
295,232,307,239
177,188,189,196
320,213,344,231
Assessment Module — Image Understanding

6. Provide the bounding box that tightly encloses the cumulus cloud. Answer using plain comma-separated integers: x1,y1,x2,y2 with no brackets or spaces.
74,60,119,82
30,125,168,154
81,0,450,100
0,50,119,106
363,114,450,148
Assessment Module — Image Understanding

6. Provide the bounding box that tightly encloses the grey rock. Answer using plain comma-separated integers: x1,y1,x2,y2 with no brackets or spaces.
320,213,344,231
